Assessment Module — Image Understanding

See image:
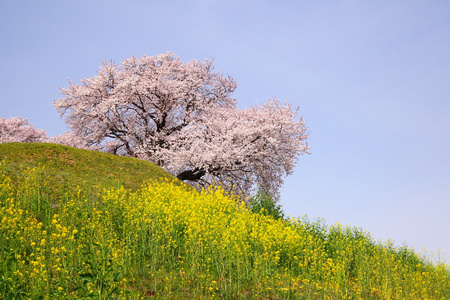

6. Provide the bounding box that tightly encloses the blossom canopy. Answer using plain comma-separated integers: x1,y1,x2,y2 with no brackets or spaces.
54,52,309,199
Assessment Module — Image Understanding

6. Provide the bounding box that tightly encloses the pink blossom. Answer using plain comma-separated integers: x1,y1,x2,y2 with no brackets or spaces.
50,132,100,151
54,52,309,200
0,117,48,143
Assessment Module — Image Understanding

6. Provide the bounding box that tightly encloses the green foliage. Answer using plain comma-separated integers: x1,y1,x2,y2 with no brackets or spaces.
248,191,286,221
75,242,123,299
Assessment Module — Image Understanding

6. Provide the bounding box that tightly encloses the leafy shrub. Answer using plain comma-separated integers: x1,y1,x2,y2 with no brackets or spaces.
248,191,285,221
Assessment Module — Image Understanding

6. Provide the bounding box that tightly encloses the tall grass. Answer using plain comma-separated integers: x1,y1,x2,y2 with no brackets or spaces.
1,161,449,299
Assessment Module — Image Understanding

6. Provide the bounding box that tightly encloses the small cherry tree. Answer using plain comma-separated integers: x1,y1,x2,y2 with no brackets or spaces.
50,132,99,151
54,52,309,199
0,117,48,143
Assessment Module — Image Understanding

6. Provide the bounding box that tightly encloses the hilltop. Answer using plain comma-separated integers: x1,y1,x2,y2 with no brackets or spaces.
0,142,184,198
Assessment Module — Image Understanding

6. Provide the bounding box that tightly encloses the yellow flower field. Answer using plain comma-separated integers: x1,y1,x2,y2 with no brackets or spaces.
1,163,449,299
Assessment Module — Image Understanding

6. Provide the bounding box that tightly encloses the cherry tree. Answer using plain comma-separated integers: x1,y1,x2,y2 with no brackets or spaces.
0,117,100,150
0,117,48,143
50,132,100,151
54,52,309,199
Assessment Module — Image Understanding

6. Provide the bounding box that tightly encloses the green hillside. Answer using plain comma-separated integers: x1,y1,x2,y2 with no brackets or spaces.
1,143,449,299
0,142,183,198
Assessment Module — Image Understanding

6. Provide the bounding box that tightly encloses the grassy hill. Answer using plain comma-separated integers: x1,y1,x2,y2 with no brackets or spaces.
1,143,449,299
0,143,183,198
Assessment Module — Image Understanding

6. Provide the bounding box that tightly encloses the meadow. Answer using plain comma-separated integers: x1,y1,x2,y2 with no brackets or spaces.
1,143,449,299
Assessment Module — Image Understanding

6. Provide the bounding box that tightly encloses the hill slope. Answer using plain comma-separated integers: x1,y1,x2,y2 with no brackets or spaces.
1,142,449,299
0,142,183,197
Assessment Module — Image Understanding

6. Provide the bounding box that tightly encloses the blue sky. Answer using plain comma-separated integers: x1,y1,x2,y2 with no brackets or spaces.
1,0,449,262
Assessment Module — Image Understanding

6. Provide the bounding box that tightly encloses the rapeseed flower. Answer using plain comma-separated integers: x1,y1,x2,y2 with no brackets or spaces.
1,163,449,299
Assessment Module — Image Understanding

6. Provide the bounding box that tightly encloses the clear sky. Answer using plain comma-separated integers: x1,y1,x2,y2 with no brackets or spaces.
1,0,449,262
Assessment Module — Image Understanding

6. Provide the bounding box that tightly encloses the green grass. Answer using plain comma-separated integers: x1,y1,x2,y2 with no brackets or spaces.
0,142,183,198
1,143,449,299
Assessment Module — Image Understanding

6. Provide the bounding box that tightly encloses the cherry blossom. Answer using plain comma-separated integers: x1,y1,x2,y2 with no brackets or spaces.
0,117,48,143
50,132,100,151
54,52,309,199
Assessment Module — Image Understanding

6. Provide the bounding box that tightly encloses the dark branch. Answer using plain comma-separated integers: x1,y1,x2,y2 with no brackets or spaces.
176,169,206,181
